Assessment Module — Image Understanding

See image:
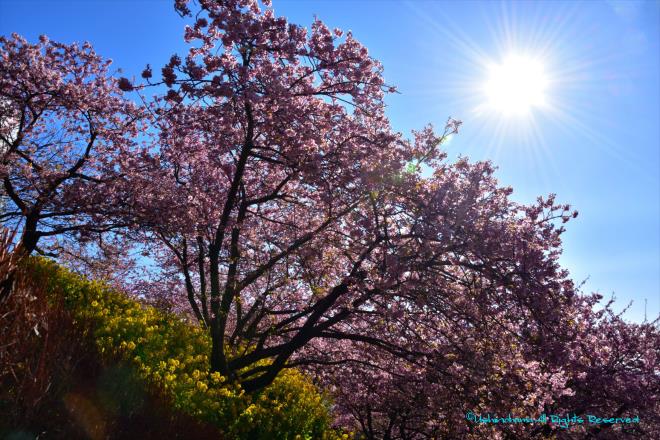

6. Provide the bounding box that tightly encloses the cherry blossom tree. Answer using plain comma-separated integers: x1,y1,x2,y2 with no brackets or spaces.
126,0,412,392
0,34,143,260
122,0,593,397
0,33,146,303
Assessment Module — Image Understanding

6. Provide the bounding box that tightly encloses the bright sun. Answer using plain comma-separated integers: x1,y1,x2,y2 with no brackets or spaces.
484,55,548,116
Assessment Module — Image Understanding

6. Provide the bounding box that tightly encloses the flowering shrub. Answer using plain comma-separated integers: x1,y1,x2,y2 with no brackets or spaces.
27,258,348,439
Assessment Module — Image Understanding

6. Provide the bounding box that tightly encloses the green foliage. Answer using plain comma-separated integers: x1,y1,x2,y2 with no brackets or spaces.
27,258,348,439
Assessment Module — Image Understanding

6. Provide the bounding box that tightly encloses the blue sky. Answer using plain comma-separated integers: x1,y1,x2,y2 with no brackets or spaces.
1,0,658,322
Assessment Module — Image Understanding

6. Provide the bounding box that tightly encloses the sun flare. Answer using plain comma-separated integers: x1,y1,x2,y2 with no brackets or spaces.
484,55,548,116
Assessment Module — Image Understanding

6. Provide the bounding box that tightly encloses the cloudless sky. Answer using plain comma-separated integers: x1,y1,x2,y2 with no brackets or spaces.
1,0,658,322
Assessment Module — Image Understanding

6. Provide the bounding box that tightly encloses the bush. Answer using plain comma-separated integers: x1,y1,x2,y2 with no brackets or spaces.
23,258,345,439
0,233,94,437
1,248,225,438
